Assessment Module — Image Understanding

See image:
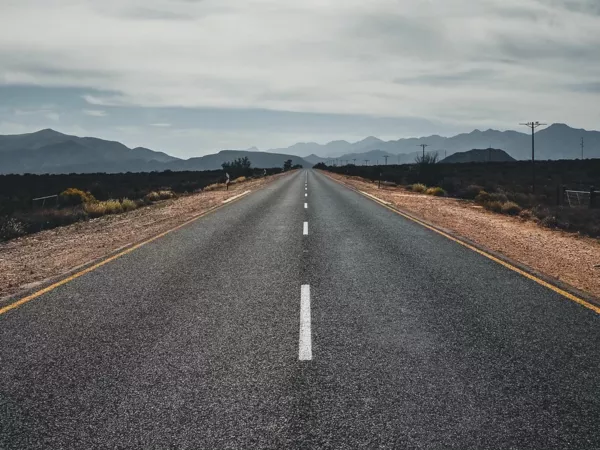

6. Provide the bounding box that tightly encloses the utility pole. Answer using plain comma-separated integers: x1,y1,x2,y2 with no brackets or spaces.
364,160,369,166
519,121,547,194
383,155,388,165
417,144,429,160
581,137,584,160
352,158,357,165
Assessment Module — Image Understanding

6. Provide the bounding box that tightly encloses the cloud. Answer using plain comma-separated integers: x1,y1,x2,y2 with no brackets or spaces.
150,123,171,127
83,109,107,117
0,0,599,146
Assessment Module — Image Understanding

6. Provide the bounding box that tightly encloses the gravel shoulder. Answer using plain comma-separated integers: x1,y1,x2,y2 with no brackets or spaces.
325,171,600,300
0,173,288,300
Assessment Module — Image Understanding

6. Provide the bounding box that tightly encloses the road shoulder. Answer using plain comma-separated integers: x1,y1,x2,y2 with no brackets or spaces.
321,170,600,307
0,173,290,303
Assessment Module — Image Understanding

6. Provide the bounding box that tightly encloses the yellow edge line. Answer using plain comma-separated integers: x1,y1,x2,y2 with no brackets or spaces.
0,192,250,316
329,174,600,315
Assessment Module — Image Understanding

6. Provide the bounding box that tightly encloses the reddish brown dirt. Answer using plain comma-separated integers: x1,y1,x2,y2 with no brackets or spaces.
325,172,600,300
0,173,287,299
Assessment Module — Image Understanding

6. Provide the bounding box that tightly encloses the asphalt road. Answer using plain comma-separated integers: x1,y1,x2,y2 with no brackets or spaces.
1,169,600,449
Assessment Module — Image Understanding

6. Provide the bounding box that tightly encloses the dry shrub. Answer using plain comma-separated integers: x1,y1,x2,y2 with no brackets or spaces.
145,191,161,202
501,201,522,216
425,187,446,197
121,198,137,212
59,188,95,206
458,185,484,200
203,183,226,191
484,200,503,213
410,183,427,193
84,200,123,218
158,190,174,200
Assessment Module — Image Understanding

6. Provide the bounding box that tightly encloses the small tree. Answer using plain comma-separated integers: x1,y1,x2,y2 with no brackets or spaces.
283,159,293,171
222,157,252,177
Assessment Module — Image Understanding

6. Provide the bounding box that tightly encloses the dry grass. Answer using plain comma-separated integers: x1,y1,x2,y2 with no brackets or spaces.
84,200,125,218
121,198,137,212
203,183,226,191
426,187,446,197
410,183,427,193
501,201,522,216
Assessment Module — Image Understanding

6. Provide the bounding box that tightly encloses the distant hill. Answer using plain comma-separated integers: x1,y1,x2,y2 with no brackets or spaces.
440,148,516,164
0,129,180,174
0,129,311,174
165,150,310,172
269,124,600,161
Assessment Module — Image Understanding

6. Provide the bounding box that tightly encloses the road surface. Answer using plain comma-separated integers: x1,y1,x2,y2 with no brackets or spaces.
1,169,600,449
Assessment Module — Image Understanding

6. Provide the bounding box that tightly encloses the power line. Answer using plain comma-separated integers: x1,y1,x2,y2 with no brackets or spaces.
519,121,547,194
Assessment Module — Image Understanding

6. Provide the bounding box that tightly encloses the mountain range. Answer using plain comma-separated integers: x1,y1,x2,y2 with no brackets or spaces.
0,124,597,174
273,123,600,162
0,129,310,174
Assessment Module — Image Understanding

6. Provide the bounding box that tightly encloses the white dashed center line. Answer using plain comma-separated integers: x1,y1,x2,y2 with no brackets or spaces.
304,203,307,209
305,193,307,197
303,222,308,235
299,285,312,361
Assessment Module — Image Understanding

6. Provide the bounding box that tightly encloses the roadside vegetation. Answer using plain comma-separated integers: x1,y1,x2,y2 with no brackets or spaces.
317,159,600,237
0,165,285,242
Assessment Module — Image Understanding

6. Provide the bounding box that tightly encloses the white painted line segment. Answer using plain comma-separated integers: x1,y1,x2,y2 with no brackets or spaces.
299,285,312,361
305,193,307,197
222,190,251,204
359,191,391,205
304,203,307,209
303,222,308,235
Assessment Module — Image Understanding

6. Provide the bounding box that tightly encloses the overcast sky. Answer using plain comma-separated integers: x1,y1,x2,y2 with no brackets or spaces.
1,0,599,157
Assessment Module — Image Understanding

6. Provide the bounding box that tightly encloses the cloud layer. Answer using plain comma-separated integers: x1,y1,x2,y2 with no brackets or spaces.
1,0,599,154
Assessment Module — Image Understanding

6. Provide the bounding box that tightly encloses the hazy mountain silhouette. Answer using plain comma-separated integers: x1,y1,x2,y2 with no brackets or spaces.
0,129,310,174
440,148,516,164
1,124,597,174
165,150,309,172
272,124,599,161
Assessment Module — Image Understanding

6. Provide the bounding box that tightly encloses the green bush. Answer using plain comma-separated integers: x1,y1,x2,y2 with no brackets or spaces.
59,188,95,206
501,201,522,215
410,183,427,193
425,187,446,196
